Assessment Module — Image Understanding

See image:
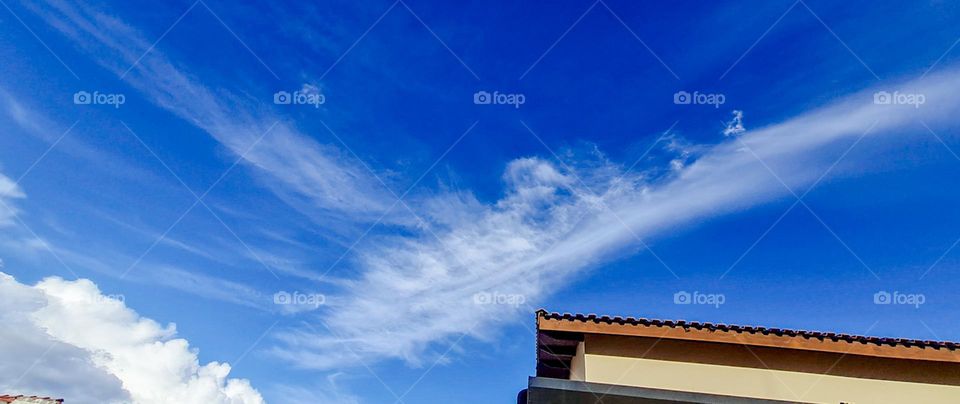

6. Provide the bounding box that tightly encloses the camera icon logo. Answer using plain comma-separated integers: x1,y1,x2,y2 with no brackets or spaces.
473,291,492,304
273,91,292,105
473,91,492,105
73,91,92,105
873,290,891,304
273,291,291,304
873,91,892,105
673,291,691,304
673,91,691,105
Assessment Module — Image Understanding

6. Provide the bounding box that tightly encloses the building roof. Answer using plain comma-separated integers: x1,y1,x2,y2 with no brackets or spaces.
535,309,960,378
0,396,63,404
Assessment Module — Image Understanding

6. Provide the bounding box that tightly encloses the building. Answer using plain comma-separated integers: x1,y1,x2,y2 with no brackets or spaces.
520,310,960,403
0,396,63,404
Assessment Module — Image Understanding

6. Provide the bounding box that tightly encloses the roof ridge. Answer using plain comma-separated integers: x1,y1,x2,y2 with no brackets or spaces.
536,310,960,350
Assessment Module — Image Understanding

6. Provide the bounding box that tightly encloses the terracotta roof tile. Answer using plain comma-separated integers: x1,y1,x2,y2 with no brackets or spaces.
536,309,960,351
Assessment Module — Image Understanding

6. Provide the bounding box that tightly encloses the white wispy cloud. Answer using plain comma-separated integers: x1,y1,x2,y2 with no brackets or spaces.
273,68,960,368
0,171,26,227
42,244,274,311
21,0,960,376
25,0,403,226
267,378,359,404
0,271,264,404
138,264,269,310
723,110,745,136
0,87,161,183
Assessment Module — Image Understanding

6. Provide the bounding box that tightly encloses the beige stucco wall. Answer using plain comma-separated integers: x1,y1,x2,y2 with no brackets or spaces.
560,333,960,403
582,354,960,403
584,334,960,385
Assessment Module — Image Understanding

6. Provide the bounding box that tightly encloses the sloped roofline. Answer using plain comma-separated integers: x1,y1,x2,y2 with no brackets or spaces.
537,310,960,363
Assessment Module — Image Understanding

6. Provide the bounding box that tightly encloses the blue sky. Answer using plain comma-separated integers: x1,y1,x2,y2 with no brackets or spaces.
2,0,960,402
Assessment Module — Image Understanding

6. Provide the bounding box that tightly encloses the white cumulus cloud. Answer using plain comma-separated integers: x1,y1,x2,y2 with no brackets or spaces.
0,272,264,404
